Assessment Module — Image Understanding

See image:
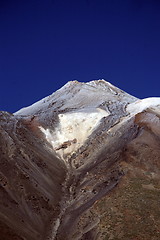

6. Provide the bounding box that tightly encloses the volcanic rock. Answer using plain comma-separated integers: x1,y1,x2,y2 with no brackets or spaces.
0,80,160,240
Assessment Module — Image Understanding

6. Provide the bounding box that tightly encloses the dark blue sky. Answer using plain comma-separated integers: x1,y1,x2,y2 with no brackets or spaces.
0,0,160,113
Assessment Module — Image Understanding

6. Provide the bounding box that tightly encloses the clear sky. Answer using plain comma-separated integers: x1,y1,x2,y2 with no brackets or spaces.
0,0,160,113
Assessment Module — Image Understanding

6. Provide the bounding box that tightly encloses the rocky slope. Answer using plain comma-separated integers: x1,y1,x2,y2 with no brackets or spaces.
0,80,160,240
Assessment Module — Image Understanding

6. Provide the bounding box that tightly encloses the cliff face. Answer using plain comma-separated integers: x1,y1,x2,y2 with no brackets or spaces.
0,80,160,240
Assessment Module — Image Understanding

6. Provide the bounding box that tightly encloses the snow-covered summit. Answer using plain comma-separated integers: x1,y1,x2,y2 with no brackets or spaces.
14,80,137,116
14,80,160,160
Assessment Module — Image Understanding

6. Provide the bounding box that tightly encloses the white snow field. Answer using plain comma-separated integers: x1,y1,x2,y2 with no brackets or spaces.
39,107,109,159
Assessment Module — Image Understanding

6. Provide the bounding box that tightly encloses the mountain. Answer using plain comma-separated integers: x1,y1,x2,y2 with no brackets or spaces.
0,80,160,240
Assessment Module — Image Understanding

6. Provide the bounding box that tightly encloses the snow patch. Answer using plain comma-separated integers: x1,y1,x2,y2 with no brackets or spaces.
127,97,160,115
39,108,109,160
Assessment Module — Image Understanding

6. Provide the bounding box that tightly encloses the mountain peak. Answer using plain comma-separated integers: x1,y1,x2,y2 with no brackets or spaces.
1,80,160,240
14,80,160,161
14,79,137,116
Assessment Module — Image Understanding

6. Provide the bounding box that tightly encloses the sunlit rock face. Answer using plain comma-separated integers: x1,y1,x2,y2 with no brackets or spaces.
1,80,160,240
